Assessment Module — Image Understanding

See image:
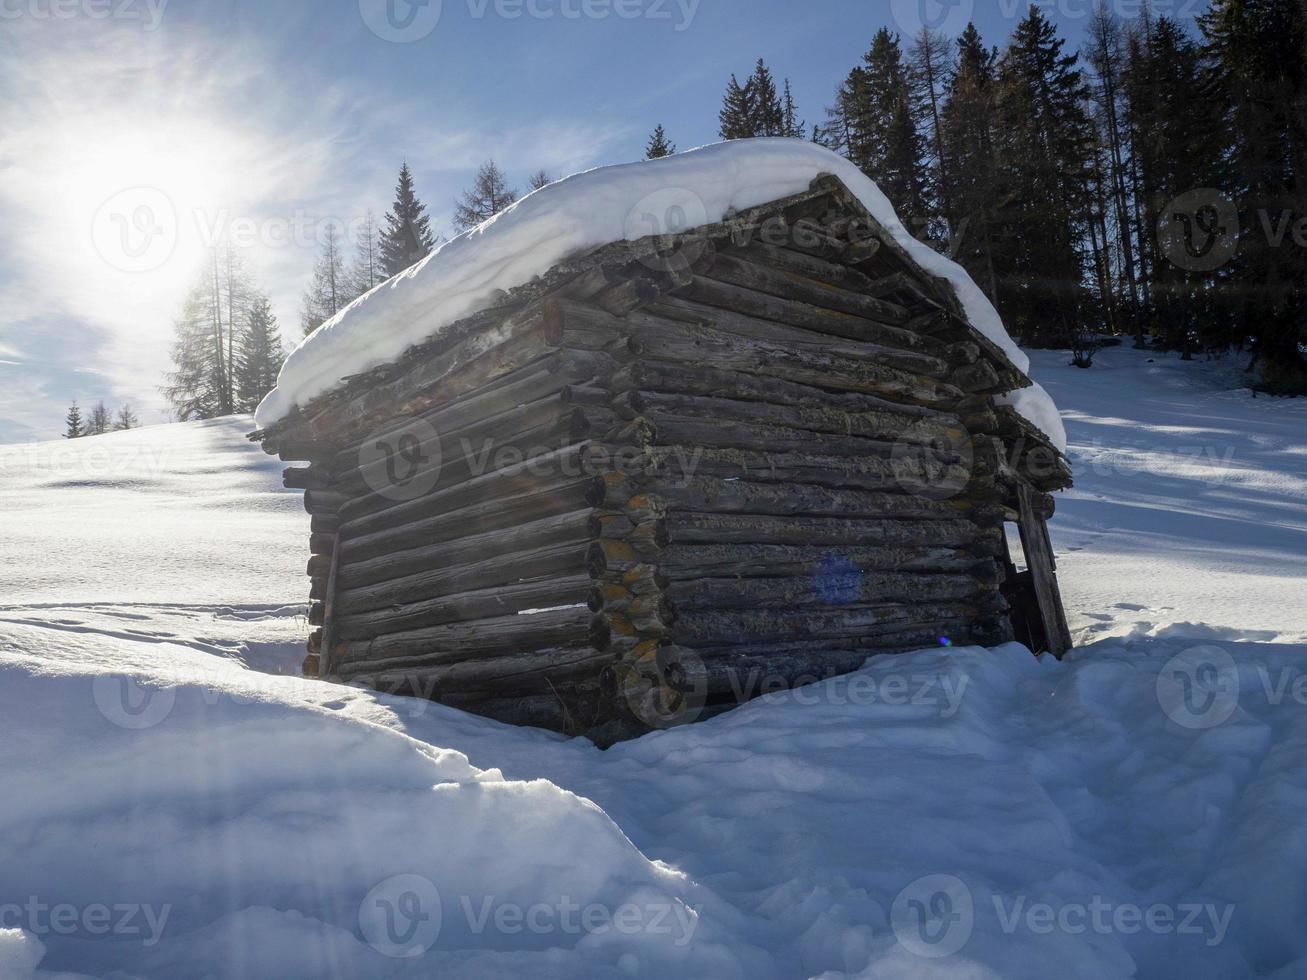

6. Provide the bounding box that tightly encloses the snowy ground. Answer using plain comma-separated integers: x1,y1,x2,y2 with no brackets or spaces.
1,347,1305,979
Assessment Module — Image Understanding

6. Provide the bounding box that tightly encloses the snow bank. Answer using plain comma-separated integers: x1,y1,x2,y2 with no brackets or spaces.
256,139,1061,447
6,623,1307,978
997,381,1068,453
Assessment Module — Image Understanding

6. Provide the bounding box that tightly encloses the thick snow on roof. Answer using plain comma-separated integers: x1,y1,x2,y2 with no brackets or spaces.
256,138,1063,449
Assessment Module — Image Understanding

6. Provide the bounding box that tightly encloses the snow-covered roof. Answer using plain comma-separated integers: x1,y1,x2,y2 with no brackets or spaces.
255,138,1065,452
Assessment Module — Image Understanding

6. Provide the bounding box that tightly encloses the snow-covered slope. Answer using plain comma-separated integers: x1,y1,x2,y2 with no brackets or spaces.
254,139,1064,450
2,348,1306,979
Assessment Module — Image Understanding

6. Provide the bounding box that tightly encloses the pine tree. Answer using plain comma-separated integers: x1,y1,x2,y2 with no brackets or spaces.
718,73,756,139
235,294,285,412
527,170,553,191
63,401,83,439
749,59,784,135
301,225,346,337
113,405,139,430
380,163,438,277
88,401,110,435
941,24,1003,303
453,160,518,232
827,29,930,233
164,279,227,420
781,80,806,138
645,124,676,159
349,210,384,297
1200,0,1307,389
993,8,1097,346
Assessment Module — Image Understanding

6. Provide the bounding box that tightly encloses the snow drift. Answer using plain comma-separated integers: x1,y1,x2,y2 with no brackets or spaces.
254,139,1063,450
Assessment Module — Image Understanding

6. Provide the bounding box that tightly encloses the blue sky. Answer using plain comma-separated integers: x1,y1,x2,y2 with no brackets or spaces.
0,0,1208,443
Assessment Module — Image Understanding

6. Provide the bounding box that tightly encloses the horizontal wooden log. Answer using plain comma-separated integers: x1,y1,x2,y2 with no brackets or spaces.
336,539,589,614
721,240,880,293
611,389,966,448
624,312,962,406
337,509,594,591
340,445,595,539
544,296,629,350
301,303,555,446
690,251,911,325
647,294,947,375
334,574,591,641
638,447,973,495
618,413,960,463
283,466,333,491
303,490,347,516
666,571,986,610
658,543,999,580
340,472,595,564
333,606,609,671
662,512,979,548
670,602,983,646
613,476,1000,524
339,645,613,696
609,359,954,423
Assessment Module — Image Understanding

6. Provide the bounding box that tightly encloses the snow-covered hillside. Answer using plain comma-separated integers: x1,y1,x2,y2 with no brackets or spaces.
1,347,1306,979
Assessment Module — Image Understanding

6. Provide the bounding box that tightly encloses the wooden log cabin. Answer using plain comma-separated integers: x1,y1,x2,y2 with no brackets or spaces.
252,169,1073,743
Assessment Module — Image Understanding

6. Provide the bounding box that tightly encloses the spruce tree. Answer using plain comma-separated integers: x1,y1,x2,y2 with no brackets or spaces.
301,225,346,337
1200,0,1307,389
528,170,553,191
909,27,954,233
718,73,756,139
88,401,110,435
113,405,139,431
940,24,1003,303
164,262,243,421
828,29,929,234
236,294,285,412
380,163,438,277
453,160,518,232
63,401,83,439
993,8,1097,346
645,124,676,159
781,80,805,138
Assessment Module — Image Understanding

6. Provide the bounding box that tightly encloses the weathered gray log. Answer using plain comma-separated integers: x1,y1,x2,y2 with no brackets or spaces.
338,644,613,695
666,571,986,610
334,574,591,641
720,240,880,294
624,313,962,405
283,465,333,491
661,512,980,548
670,602,983,646
637,447,973,494
333,606,609,671
689,251,911,325
336,539,590,614
611,389,966,448
616,413,960,463
298,303,555,445
339,471,595,564
601,475,1001,524
657,543,999,580
304,490,348,516
340,445,594,538
337,509,594,591
543,296,629,349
